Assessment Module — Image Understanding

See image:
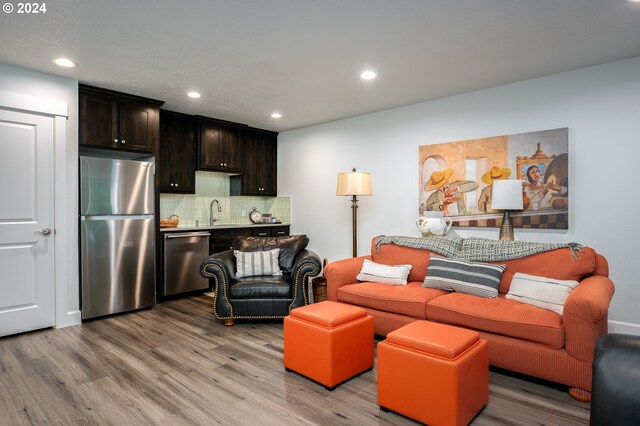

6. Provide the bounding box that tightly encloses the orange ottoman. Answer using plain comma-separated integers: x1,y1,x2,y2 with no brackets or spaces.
284,301,374,390
378,321,488,426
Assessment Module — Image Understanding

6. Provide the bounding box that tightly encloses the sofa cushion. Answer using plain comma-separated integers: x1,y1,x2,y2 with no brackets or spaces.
233,235,309,273
496,247,597,294
371,241,432,282
426,292,564,349
338,281,447,319
423,255,506,298
230,275,291,298
357,259,412,285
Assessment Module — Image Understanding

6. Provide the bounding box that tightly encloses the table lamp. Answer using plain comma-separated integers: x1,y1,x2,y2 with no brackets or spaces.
491,179,523,241
336,168,372,257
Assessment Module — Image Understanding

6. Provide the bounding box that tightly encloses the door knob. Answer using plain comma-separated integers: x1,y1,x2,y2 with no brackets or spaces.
36,228,52,236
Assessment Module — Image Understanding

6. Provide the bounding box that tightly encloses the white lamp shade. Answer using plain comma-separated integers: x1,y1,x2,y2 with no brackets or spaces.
491,179,523,210
336,172,372,196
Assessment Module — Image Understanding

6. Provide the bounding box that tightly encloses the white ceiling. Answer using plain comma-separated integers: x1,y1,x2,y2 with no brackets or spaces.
1,0,640,131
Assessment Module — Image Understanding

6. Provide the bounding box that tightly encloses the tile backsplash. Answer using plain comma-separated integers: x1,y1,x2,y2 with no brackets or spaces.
160,171,291,226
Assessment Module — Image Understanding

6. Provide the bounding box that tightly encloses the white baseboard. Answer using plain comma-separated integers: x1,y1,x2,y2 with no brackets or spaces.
608,320,640,336
49,312,640,335
55,310,82,329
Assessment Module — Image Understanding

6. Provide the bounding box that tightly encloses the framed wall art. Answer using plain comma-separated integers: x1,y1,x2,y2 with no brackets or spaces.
418,128,569,229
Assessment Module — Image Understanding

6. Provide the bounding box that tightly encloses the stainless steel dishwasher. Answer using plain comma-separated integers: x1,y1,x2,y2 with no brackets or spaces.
163,231,211,296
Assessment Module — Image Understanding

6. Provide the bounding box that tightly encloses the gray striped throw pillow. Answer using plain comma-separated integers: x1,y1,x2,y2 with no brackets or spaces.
422,255,506,298
234,248,283,279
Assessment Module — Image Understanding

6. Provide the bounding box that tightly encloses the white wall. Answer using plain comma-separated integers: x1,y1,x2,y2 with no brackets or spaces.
0,63,80,328
279,56,640,334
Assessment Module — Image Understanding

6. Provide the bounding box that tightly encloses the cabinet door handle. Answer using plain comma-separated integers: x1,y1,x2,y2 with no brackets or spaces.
257,232,268,236
121,140,126,144
276,231,286,235
175,183,178,187
220,162,224,166
114,139,118,143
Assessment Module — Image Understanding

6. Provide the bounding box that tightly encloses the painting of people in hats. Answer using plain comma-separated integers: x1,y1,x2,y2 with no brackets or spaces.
523,163,568,211
419,127,568,229
422,168,478,215
477,166,511,213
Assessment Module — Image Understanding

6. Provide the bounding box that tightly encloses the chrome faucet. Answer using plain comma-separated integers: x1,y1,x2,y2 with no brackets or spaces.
210,199,222,225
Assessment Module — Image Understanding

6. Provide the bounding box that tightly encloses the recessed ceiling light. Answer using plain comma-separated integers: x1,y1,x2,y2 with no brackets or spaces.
270,112,282,119
52,58,77,68
360,70,377,80
187,91,201,98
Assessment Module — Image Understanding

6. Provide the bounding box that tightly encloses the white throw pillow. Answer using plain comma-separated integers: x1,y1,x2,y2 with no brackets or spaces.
505,272,579,315
234,249,282,279
356,259,412,286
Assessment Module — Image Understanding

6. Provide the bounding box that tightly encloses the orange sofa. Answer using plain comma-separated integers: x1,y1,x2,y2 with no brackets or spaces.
325,238,615,400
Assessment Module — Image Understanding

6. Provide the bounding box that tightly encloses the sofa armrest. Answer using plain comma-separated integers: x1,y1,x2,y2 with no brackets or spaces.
200,250,235,319
563,275,615,363
325,255,372,301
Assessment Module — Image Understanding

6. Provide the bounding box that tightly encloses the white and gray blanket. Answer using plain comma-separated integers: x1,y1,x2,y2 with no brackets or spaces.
373,235,583,262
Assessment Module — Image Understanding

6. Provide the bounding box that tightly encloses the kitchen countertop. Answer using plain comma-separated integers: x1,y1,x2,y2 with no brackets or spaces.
159,222,291,232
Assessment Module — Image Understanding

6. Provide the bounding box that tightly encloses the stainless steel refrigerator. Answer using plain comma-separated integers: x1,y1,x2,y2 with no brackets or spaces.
80,156,155,319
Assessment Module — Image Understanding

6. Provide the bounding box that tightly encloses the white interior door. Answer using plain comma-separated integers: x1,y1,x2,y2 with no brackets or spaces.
0,108,55,337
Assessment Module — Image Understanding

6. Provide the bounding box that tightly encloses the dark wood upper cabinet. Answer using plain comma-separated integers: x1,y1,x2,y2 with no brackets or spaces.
159,110,196,193
79,85,163,154
197,117,244,173
230,128,278,197
79,91,118,148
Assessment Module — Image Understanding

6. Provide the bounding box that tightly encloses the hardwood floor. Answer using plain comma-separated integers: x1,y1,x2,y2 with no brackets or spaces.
0,295,590,425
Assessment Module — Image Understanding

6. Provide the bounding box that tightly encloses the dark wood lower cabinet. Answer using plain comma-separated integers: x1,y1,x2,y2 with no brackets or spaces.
251,226,289,237
250,228,270,237
270,226,290,237
211,225,291,252
209,228,251,254
160,225,290,300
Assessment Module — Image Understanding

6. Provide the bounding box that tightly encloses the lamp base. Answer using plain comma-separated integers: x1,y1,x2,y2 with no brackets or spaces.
499,211,515,241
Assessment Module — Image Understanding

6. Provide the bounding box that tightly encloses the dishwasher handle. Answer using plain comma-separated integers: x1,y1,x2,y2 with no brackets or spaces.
164,232,211,239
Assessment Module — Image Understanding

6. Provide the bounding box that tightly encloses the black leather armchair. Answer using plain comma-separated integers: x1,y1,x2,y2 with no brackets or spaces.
200,234,321,326
590,333,640,425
